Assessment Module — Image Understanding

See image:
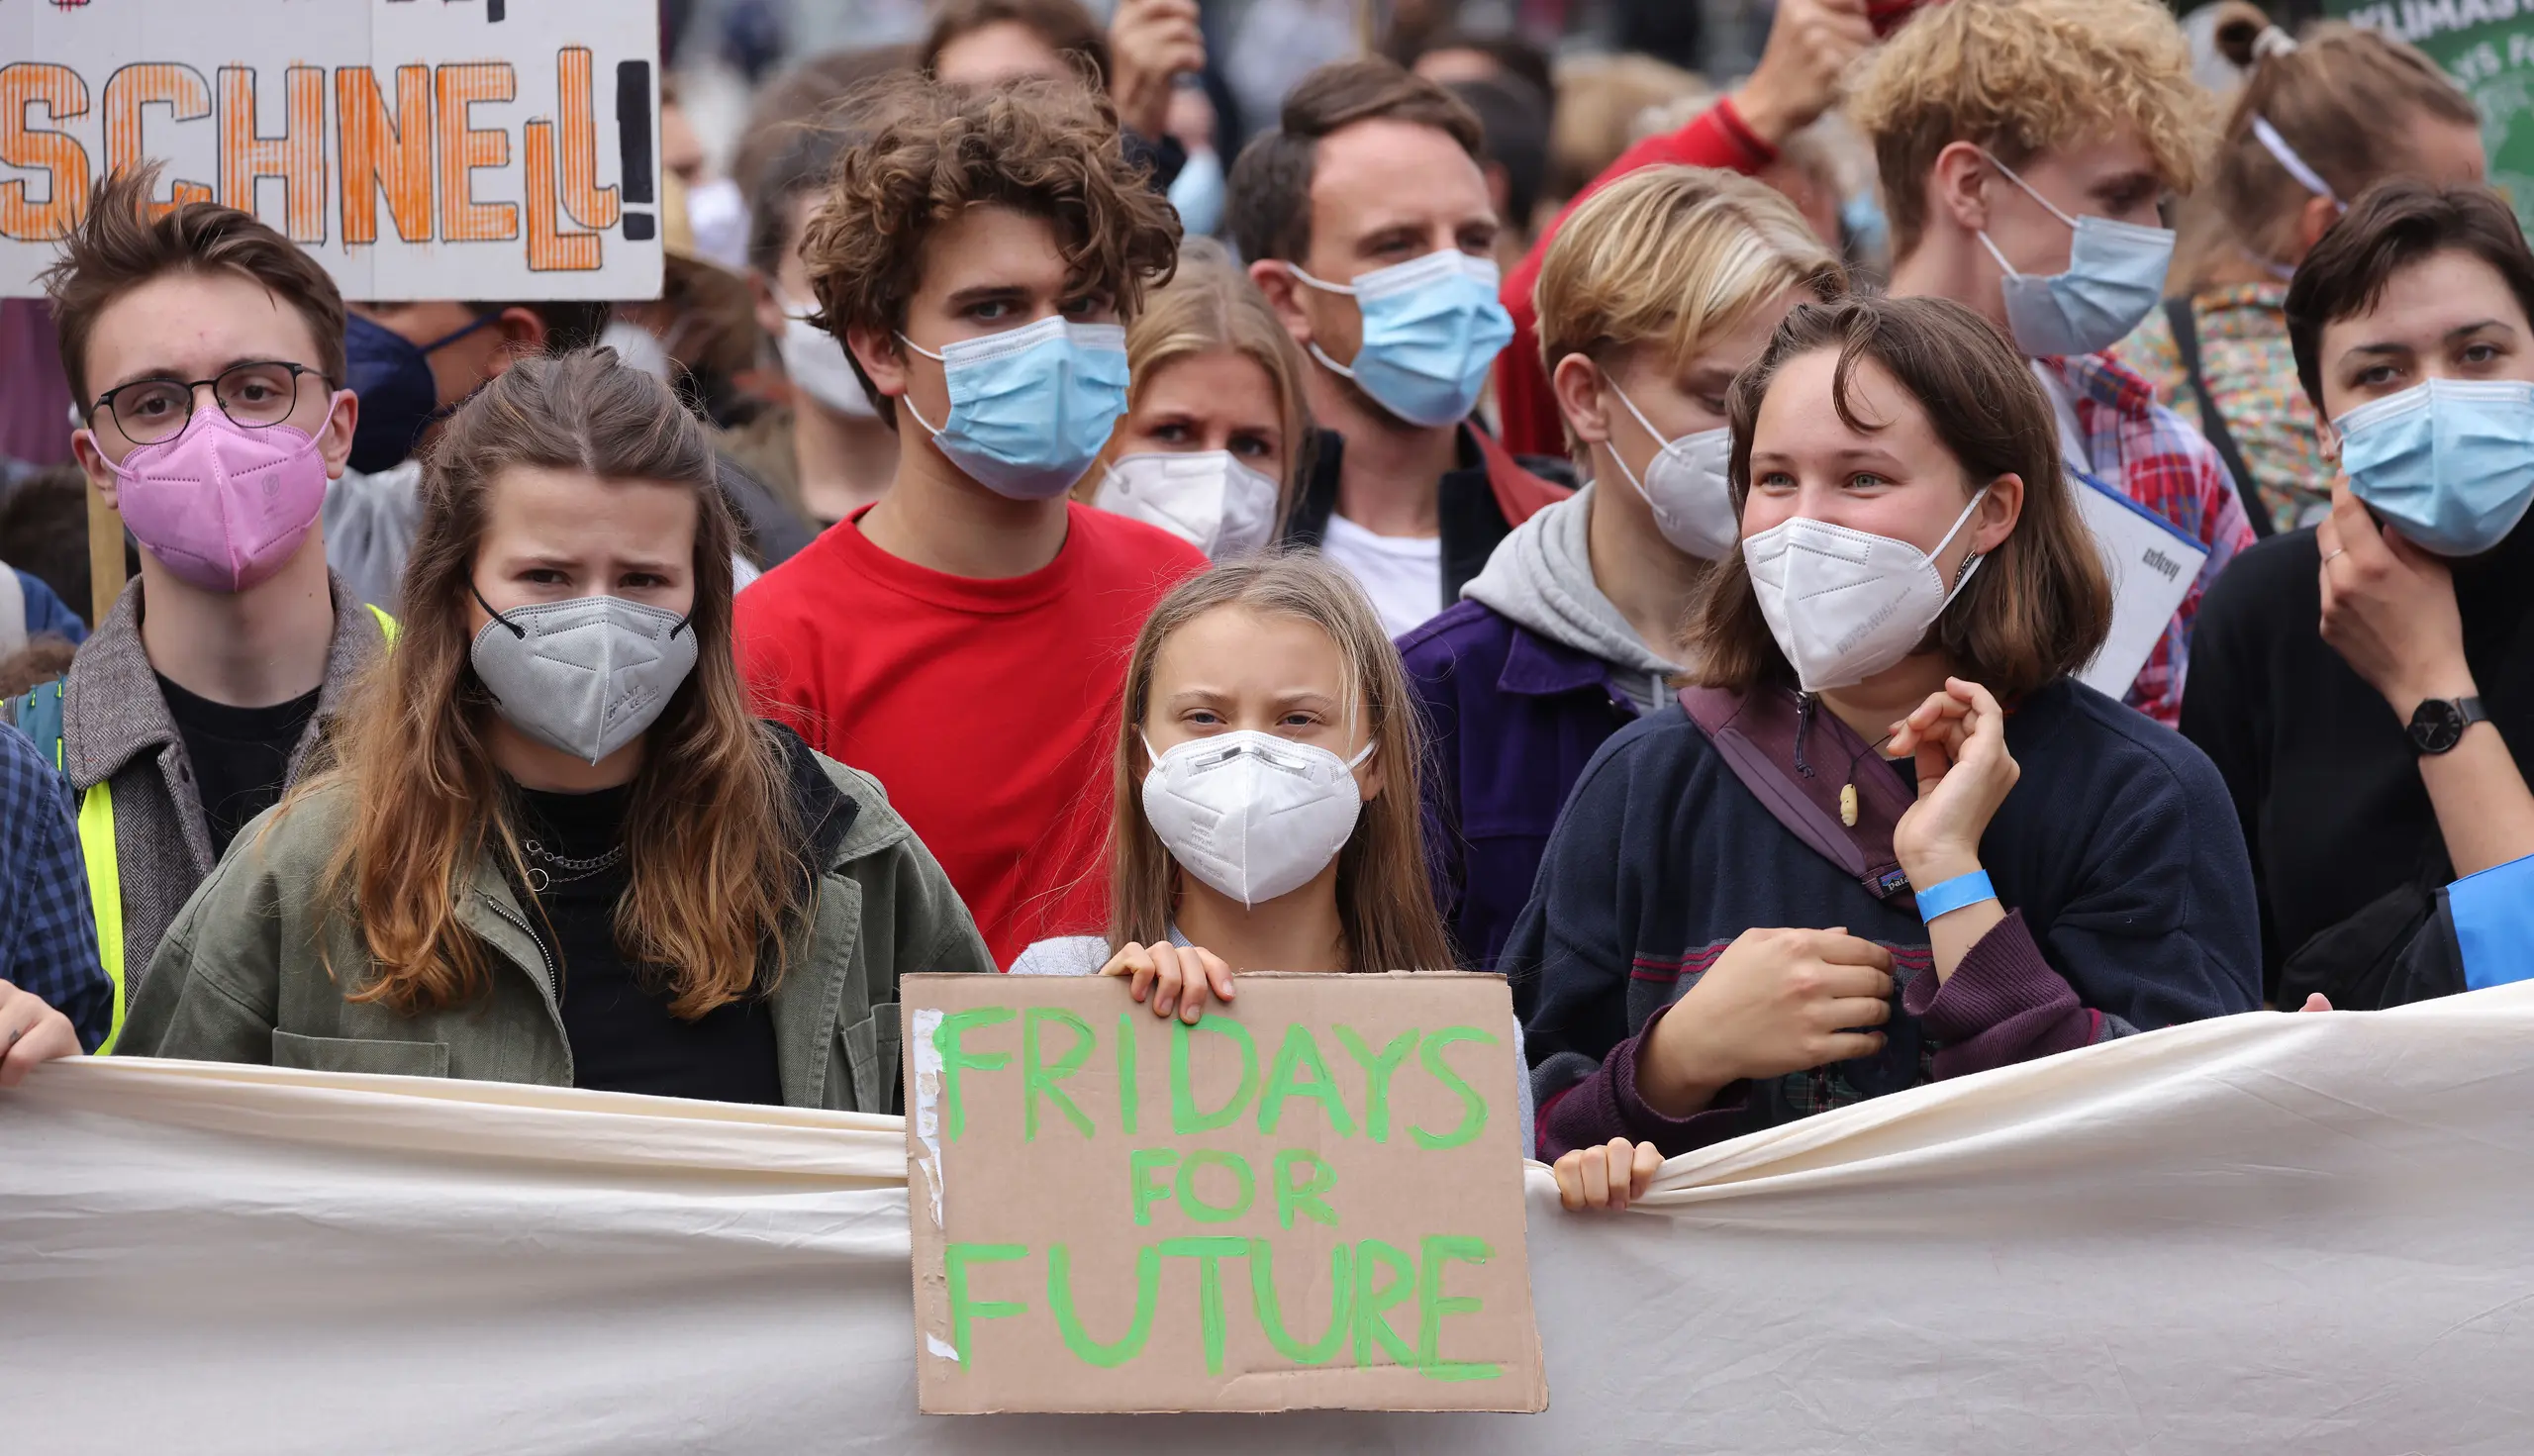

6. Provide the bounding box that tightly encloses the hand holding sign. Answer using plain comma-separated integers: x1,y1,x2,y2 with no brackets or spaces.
1101,939,1235,1024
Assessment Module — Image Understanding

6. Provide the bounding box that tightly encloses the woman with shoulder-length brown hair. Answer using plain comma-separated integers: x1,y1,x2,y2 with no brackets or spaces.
1521,294,2262,1211
1006,551,1538,1151
123,346,993,1109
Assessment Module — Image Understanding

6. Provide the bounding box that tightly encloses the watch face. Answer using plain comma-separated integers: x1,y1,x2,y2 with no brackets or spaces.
2410,698,2466,753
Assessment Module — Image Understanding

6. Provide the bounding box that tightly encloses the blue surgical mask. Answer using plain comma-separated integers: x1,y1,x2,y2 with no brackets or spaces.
1289,249,1513,428
2334,378,2534,557
899,316,1131,500
1975,151,2173,358
343,311,495,474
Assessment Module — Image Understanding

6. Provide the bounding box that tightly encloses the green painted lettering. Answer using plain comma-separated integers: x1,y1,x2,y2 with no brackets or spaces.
1128,1147,1179,1226
1048,1243,1160,1368
1256,1023,1356,1137
1272,1148,1338,1231
1022,1006,1095,1141
1175,1148,1255,1223
1410,1025,1497,1151
1249,1237,1352,1364
1159,1236,1249,1375
943,1241,1028,1364
1117,1011,1139,1135
1414,1235,1499,1382
1169,1017,1259,1134
1333,1024,1417,1143
1351,1236,1418,1368
933,1008,1014,1141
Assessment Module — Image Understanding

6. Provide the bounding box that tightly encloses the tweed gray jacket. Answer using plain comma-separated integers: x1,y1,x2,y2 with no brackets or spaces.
58,573,387,1002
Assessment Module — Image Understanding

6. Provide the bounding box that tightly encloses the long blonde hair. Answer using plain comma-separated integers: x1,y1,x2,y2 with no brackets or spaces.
1093,238,1313,528
302,347,805,1019
1106,553,1455,973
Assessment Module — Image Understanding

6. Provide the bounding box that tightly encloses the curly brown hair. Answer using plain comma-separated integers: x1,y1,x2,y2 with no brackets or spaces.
798,75,1182,421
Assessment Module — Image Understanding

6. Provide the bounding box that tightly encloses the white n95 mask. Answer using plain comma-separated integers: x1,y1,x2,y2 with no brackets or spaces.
1095,450,1280,558
1606,382,1738,559
1742,488,1991,692
470,589,700,764
1139,728,1376,907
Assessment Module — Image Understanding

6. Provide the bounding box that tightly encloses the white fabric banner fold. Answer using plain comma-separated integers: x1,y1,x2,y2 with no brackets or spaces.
7,987,2534,1453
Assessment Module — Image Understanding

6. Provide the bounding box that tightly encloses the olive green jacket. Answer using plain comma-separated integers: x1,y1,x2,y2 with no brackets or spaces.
120,737,991,1112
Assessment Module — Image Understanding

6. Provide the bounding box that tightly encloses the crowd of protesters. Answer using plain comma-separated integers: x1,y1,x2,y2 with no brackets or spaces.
4,0,2530,1220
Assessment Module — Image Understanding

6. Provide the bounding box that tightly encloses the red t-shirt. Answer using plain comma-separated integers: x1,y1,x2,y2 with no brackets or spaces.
735,504,1207,968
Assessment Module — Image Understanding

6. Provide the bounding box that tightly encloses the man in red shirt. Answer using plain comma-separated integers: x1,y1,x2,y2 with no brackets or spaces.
735,78,1204,967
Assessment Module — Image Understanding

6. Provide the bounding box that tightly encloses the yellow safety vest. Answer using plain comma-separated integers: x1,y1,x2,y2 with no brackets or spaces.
55,604,398,1054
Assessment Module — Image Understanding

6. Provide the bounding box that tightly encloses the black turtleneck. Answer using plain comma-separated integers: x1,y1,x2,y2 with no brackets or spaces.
2182,521,2534,1000
511,781,782,1105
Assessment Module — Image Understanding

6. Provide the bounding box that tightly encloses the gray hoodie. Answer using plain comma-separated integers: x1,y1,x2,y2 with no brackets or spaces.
1460,483,1682,714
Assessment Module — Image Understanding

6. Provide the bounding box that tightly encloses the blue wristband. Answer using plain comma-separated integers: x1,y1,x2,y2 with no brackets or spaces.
1912,869,1997,922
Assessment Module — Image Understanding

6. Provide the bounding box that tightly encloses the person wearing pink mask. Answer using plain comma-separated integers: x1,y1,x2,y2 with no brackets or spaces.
3,167,388,1053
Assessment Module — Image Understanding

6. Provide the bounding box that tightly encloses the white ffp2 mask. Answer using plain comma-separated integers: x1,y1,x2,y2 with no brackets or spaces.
1741,489,1991,692
1606,382,1738,559
1139,728,1375,907
1095,450,1281,558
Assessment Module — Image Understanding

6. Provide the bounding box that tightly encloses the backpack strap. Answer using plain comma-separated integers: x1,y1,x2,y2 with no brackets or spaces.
2164,295,2271,539
1677,685,1919,911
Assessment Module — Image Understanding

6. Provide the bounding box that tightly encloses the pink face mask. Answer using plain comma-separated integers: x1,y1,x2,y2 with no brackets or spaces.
107,404,334,594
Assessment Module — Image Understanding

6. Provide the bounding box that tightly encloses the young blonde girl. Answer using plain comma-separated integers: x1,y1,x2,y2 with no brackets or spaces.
1010,553,1533,1151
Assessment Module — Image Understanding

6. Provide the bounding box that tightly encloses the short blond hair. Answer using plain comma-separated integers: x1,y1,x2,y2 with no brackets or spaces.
1848,0,2214,259
1533,166,1843,450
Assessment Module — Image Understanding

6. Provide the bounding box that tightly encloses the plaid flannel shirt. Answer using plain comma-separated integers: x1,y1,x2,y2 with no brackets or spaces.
1,722,110,1052
2046,353,2258,726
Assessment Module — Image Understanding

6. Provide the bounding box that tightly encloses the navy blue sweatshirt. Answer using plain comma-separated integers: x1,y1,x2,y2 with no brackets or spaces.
1508,676,2263,1160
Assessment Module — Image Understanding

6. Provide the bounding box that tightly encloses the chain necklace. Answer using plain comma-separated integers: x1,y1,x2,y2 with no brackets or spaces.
521,838,626,894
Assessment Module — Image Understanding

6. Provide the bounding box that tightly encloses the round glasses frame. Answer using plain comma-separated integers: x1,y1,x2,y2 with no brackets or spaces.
88,360,334,446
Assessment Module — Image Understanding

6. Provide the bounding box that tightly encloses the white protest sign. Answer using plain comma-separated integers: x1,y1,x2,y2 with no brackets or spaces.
0,0,661,301
2071,472,2207,702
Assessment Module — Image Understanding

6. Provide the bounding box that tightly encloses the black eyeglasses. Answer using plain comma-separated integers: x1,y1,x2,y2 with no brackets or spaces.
89,361,332,445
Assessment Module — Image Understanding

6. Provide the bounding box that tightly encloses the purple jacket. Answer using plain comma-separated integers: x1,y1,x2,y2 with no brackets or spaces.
1397,599,1642,981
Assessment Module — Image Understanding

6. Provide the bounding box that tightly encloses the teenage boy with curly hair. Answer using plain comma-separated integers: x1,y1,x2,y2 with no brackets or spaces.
735,79,1205,967
1852,0,2255,726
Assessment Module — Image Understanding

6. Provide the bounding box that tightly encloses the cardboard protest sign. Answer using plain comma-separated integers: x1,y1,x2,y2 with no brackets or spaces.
901,972,1546,1414
1,0,660,300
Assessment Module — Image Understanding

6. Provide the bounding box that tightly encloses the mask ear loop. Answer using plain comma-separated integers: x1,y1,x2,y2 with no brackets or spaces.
1971,150,2082,283
1602,378,1675,501
1282,264,1368,381
471,582,528,638
891,334,954,438
419,313,502,356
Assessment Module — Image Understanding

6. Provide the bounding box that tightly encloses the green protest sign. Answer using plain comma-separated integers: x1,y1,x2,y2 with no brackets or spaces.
901,972,1547,1414
2331,0,2534,226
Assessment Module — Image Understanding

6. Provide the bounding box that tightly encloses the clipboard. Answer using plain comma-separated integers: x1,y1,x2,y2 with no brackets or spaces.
2069,471,2207,702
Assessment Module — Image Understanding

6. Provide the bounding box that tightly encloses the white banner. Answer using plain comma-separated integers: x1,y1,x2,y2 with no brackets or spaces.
0,0,661,300
8,987,2534,1453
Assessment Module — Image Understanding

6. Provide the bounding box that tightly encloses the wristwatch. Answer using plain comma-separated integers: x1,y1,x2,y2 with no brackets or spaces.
2406,696,2489,755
